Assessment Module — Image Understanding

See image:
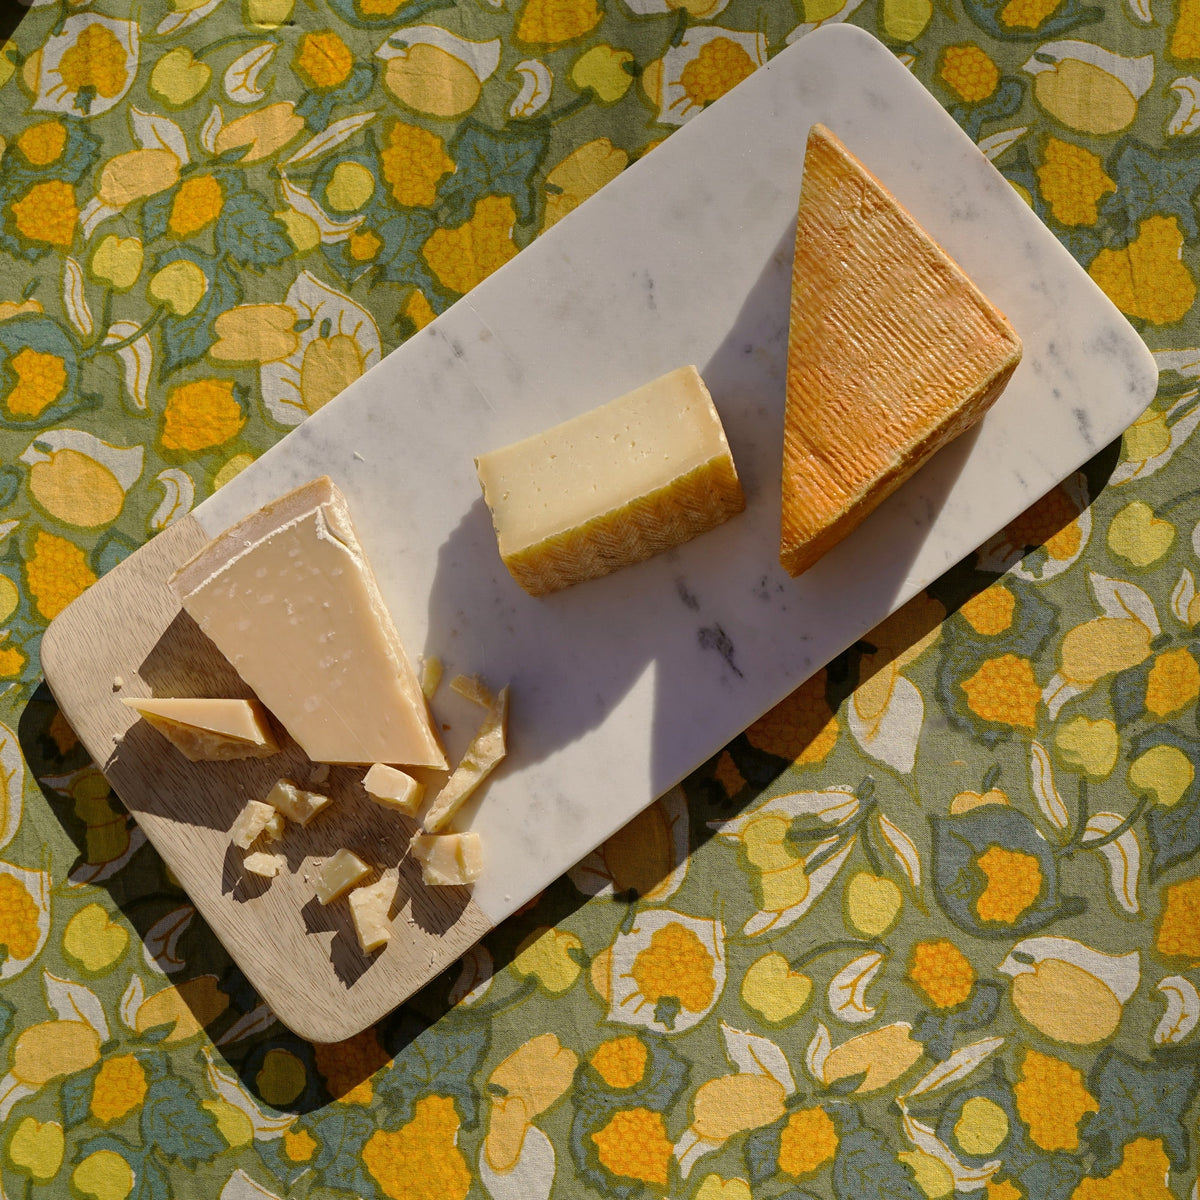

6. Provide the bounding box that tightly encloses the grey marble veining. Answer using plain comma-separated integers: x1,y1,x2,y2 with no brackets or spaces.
196,25,1157,925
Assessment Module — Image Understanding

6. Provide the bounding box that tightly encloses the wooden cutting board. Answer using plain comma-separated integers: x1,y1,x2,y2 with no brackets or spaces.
40,25,1157,1043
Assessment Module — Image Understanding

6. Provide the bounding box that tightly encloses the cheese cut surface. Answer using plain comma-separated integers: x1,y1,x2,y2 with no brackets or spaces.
230,799,280,850
122,697,278,761
169,476,445,767
411,832,484,886
314,849,371,904
349,877,395,953
363,763,424,815
781,124,1023,578
476,366,745,595
264,778,331,827
243,851,284,878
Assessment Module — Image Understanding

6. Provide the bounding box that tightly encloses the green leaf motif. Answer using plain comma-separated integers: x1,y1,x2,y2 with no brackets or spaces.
0,993,12,1043
1136,727,1200,878
297,62,377,129
957,0,1102,40
951,77,1024,142
832,1124,923,1200
131,1153,172,1200
141,187,176,243
158,258,243,377
376,1022,488,1127
1081,1047,1200,1172
140,1076,225,1165
375,209,439,292
744,1116,784,1183
61,1062,99,1129
912,981,1002,1061
214,191,292,268
1102,139,1200,241
437,120,549,227
311,1107,377,1197
0,314,95,429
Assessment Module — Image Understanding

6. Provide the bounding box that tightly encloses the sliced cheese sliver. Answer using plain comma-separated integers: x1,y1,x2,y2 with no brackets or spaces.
422,686,509,833
122,696,278,762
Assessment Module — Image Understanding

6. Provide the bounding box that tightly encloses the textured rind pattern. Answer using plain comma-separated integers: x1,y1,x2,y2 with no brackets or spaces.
780,124,1023,578
503,455,745,595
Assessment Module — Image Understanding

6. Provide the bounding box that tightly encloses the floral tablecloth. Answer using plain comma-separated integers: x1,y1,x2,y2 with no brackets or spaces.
1,0,1199,1196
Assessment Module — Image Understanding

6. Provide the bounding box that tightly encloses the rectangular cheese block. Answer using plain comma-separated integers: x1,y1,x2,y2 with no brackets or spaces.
314,848,371,904
169,476,445,767
410,832,484,886
363,763,424,816
476,366,745,596
121,697,278,761
264,778,331,827
780,125,1022,577
230,799,282,849
348,876,395,953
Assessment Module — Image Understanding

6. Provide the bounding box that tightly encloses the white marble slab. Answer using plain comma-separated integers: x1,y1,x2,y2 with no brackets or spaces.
197,24,1156,926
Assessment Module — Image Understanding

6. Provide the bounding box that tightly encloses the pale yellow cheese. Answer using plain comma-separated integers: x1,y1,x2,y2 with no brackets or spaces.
264,778,331,826
422,686,508,833
781,125,1022,577
410,832,484,886
121,696,278,761
230,799,282,849
243,850,284,878
348,877,395,953
476,366,745,595
363,763,424,815
314,848,371,904
169,476,445,767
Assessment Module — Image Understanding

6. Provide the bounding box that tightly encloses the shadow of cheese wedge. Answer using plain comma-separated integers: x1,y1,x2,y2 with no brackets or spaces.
780,124,1023,577
168,476,446,768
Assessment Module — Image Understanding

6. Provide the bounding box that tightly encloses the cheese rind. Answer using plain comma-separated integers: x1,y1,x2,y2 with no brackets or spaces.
230,799,281,849
169,476,445,767
780,125,1022,577
122,697,278,761
476,366,745,595
422,686,508,833
410,832,484,886
264,778,331,827
348,877,395,953
363,763,424,816
314,849,371,904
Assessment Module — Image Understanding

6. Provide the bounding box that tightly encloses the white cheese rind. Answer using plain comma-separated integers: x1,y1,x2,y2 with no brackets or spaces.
348,877,395,953
122,697,278,761
410,832,484,886
314,849,371,904
476,367,745,595
264,778,331,827
169,476,446,767
363,763,424,816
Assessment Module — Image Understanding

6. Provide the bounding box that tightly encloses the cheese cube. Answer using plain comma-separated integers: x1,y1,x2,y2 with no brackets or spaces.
230,799,281,849
264,778,331,826
243,851,284,878
314,849,371,905
122,697,278,761
410,832,484,886
476,366,744,595
169,476,445,767
363,764,424,816
348,877,395,953
780,125,1022,577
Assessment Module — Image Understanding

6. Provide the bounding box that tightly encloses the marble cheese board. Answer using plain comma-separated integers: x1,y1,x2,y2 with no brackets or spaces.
41,24,1157,1043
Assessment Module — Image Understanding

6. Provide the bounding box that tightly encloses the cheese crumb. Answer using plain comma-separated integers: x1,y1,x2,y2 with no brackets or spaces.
450,673,495,708
363,763,424,816
420,656,443,700
410,832,484,886
230,800,282,850
423,686,509,833
314,848,371,905
244,851,284,878
265,778,331,826
349,876,395,953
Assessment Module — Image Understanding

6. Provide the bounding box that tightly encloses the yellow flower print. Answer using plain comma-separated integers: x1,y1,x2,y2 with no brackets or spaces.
7,1117,64,1182
26,530,96,619
1156,875,1200,960
999,0,1060,30
778,1107,838,1178
938,44,999,103
1037,138,1116,227
348,230,381,261
1071,1137,1175,1200
515,0,603,47
644,28,765,126
90,1054,147,1123
955,1097,1009,1156
210,304,298,365
590,1036,648,1088
818,1022,924,1093
741,952,812,1023
402,289,437,331
0,871,40,960
97,150,181,209
423,195,519,296
746,667,838,763
214,102,304,162
168,174,223,237
90,235,143,292
293,30,353,90
632,922,715,1013
677,36,756,111
160,379,245,453
5,346,68,418
21,429,143,529
1173,0,1200,60
961,654,1040,729
511,925,583,993
10,1020,101,1086
380,121,454,208
149,46,211,108
907,939,976,1008
313,1027,390,1104
72,1150,134,1200
62,903,128,973
325,162,375,212
34,16,138,117
1144,647,1200,717
1107,501,1174,567
960,585,1015,636
377,29,500,119
16,120,66,165
542,138,628,231
57,23,128,98
485,1033,577,1170
1024,43,1152,136
987,1180,1022,1200
1128,744,1193,808
0,640,27,682
571,45,635,103
11,180,77,247
694,1177,751,1200
149,260,208,316
1089,216,1196,326
363,1095,471,1200
283,1128,317,1161
255,1048,306,1106
0,299,43,321
134,975,229,1042
1013,1048,1098,1152
689,1072,786,1144
1055,716,1119,778
975,846,1042,924
591,1107,673,1186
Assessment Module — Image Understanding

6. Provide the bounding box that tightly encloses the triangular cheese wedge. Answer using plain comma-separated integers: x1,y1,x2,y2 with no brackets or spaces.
169,477,446,768
122,697,278,761
780,125,1022,577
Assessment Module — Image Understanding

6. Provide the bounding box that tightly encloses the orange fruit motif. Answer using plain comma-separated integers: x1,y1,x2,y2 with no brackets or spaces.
591,1107,673,1185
